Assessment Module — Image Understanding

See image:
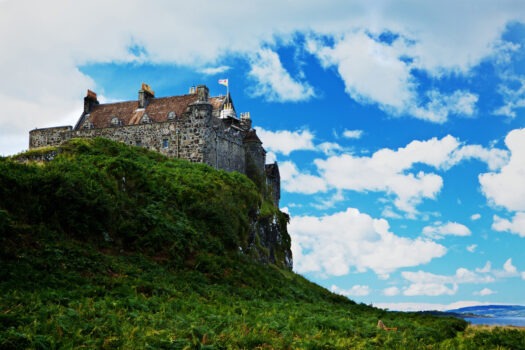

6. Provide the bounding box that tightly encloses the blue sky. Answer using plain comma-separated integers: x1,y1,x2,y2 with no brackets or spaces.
1,0,525,311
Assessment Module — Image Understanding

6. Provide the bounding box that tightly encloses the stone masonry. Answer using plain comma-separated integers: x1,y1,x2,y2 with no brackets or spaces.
29,83,280,206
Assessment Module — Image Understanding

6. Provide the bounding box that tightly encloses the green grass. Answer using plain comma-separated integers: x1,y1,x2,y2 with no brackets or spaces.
1,138,524,349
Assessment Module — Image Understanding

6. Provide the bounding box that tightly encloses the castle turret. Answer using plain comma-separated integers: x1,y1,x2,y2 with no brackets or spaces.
240,112,252,130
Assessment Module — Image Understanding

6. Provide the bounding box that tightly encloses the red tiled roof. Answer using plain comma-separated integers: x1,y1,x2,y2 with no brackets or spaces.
85,94,227,129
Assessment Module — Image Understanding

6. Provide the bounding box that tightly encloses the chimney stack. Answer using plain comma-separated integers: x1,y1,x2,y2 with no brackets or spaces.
196,85,209,102
84,89,99,114
138,82,155,108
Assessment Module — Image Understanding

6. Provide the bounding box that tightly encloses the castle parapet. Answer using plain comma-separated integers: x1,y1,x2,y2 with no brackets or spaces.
29,126,73,149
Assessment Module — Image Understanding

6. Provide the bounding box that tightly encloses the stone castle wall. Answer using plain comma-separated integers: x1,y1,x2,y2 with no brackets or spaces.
29,126,73,148
29,102,247,173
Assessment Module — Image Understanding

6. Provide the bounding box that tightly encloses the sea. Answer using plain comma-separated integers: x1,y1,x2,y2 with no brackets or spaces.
464,316,525,327
447,305,525,327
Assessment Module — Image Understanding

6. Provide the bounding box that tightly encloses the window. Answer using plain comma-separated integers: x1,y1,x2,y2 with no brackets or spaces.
167,111,176,120
82,121,94,129
110,117,121,126
141,113,151,124
162,139,169,148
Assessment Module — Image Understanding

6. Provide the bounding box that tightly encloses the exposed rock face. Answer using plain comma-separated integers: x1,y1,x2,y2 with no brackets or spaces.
248,213,293,270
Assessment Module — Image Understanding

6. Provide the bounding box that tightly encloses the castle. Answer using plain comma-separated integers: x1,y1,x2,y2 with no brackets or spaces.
29,83,280,206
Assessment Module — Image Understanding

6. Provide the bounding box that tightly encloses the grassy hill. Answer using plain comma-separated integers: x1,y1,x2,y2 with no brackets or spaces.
1,138,524,349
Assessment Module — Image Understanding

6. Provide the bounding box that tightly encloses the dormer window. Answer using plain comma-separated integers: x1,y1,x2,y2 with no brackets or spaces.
110,117,122,126
82,121,94,129
141,113,151,124
167,111,176,120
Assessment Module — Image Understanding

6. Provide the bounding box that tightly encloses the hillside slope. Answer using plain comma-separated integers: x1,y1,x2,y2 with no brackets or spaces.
1,138,522,349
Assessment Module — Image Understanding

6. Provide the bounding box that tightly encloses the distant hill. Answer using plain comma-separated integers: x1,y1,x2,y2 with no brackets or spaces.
448,304,525,317
1,138,524,349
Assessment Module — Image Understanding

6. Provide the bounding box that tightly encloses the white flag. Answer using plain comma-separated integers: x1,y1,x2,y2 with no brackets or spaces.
218,79,228,87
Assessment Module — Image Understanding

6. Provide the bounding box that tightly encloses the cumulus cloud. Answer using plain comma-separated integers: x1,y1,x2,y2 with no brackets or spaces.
307,33,481,123
494,258,519,278
279,161,327,194
315,135,506,214
272,133,507,214
474,288,496,296
480,128,525,211
494,75,525,118
374,301,489,312
290,207,446,276
317,142,344,156
492,213,525,237
342,129,364,139
400,267,495,296
412,90,479,123
307,31,415,112
383,286,400,296
248,49,315,102
422,221,471,239
331,284,370,297
256,128,315,155
400,259,524,297
200,65,230,75
466,244,477,253
1,1,525,154
471,213,481,221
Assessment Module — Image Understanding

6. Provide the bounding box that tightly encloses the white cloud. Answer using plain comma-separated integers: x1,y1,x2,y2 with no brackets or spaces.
311,190,345,210
476,261,492,274
200,65,230,75
248,49,314,102
279,161,327,194
412,90,478,123
480,128,525,211
281,134,508,214
374,301,491,312
471,213,481,221
1,1,525,155
307,31,416,113
400,267,495,296
474,288,496,296
331,284,370,297
404,282,458,296
494,75,525,118
317,142,344,156
290,207,446,276
256,128,315,155
446,144,509,171
500,258,519,277
422,221,471,240
308,33,480,123
492,213,525,237
314,135,456,214
342,129,364,139
383,286,400,296
467,244,477,253
471,259,520,279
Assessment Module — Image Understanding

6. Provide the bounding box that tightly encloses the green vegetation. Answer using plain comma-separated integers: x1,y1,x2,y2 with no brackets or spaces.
1,138,524,349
